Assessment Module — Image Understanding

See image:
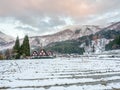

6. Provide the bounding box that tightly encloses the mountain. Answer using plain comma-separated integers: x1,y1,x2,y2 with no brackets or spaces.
0,31,14,45
95,22,120,39
30,21,120,51
103,21,120,31
45,22,120,54
30,25,101,47
0,31,14,51
0,21,120,52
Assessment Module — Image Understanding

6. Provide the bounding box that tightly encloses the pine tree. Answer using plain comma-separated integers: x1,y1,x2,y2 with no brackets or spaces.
105,35,120,50
21,35,30,57
13,36,20,59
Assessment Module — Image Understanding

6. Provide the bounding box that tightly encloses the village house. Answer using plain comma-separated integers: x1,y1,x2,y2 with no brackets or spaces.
31,49,55,59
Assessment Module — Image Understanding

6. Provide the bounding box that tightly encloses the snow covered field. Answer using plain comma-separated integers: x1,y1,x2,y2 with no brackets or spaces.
0,57,120,90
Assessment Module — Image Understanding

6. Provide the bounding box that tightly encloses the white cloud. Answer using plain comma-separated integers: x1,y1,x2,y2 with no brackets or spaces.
0,0,120,38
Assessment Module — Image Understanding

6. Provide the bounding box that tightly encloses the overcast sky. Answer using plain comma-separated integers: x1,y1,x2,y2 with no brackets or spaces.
0,0,120,38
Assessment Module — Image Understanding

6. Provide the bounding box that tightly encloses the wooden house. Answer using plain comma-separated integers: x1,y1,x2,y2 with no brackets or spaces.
39,49,49,56
32,51,38,56
31,49,55,59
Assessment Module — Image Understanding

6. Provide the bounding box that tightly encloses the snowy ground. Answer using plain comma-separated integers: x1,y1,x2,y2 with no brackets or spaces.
0,57,120,90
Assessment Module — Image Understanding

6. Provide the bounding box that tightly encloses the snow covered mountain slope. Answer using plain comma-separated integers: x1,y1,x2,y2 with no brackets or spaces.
45,22,120,54
103,21,120,31
30,25,101,46
0,31,14,45
0,21,120,51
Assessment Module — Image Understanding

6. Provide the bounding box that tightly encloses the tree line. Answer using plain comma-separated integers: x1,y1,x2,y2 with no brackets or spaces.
105,35,120,50
0,35,30,60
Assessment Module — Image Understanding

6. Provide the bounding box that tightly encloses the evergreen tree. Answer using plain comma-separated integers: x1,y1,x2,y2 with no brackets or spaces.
13,36,20,59
21,35,30,57
105,35,120,50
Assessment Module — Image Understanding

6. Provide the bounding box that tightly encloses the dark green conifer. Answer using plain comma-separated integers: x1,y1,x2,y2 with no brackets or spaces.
13,36,20,59
21,35,30,56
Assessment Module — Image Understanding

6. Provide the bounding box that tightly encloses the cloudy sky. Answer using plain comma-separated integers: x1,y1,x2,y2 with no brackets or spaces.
0,0,120,38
